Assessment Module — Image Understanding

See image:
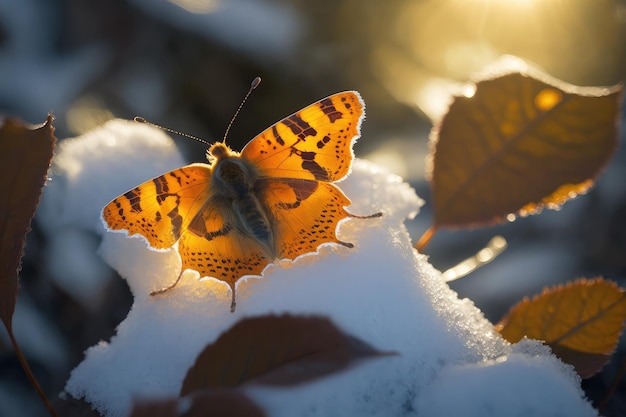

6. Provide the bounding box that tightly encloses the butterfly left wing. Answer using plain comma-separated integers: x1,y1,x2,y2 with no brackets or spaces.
102,164,213,250
240,91,364,182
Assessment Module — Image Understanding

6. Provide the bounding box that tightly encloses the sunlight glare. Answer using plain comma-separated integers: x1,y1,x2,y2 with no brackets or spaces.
443,236,508,282
461,84,476,98
487,0,535,5
417,78,454,121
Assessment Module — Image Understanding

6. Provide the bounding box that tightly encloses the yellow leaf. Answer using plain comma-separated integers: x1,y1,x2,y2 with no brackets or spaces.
496,278,626,377
428,70,622,228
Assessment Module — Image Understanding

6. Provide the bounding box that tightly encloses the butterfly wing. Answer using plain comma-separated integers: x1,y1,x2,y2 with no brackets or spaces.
240,91,364,182
102,164,213,250
258,177,353,261
178,204,269,289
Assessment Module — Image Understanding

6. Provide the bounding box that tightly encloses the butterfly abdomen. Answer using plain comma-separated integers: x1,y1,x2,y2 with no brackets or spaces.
211,154,276,255
234,196,272,243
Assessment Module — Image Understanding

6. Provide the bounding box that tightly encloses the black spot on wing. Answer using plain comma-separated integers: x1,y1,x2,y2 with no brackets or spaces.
124,188,142,213
276,179,319,210
302,160,330,181
187,212,208,236
272,125,285,146
289,148,331,181
204,224,233,241
167,206,183,240
341,95,352,110
168,170,183,187
283,114,317,142
317,135,331,149
153,176,169,203
319,98,342,123
188,211,233,241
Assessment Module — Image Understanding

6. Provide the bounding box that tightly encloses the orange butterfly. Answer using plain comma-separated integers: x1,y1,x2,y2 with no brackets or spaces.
102,89,380,312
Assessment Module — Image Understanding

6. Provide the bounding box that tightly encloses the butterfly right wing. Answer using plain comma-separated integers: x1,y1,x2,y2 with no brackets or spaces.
240,91,364,182
258,177,354,260
102,164,213,250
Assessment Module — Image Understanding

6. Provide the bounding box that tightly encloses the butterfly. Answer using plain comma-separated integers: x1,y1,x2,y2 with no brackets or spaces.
102,89,381,312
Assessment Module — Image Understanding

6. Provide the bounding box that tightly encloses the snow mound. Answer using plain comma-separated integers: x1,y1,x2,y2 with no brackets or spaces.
47,119,595,417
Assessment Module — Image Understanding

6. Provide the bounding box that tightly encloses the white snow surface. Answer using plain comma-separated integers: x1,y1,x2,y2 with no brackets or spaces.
54,120,596,417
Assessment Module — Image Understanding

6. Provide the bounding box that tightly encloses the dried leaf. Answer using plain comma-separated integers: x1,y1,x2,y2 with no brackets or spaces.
181,314,395,395
548,345,610,380
0,114,55,332
428,71,622,228
496,278,626,377
130,390,265,417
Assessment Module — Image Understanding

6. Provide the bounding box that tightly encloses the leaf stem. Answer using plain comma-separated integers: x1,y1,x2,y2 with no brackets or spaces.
6,325,59,417
415,226,436,252
598,354,626,412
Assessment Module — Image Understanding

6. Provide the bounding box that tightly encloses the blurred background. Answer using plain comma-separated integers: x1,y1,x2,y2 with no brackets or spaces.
1,0,625,415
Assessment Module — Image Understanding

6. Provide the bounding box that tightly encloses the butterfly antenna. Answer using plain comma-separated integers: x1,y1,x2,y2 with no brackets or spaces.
135,77,261,147
222,76,261,144
134,117,211,146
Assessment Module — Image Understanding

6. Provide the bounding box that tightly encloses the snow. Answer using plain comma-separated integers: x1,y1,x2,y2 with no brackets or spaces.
45,120,596,416
415,340,593,417
38,119,187,307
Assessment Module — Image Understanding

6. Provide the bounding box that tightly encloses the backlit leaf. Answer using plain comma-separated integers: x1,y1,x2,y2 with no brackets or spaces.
495,278,626,378
181,314,395,395
0,115,55,332
428,70,622,229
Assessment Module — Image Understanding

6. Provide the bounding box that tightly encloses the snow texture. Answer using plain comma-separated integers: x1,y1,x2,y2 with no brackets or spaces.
49,120,596,417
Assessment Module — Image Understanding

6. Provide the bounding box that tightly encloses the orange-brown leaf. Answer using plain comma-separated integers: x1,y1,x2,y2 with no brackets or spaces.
428,71,622,228
181,314,395,395
495,278,626,377
0,114,55,331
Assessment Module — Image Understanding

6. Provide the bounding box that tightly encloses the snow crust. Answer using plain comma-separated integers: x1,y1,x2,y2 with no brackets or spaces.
43,120,596,417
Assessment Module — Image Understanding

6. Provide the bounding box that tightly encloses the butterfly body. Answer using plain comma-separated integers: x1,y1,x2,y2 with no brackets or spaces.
102,91,381,311
203,142,278,259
